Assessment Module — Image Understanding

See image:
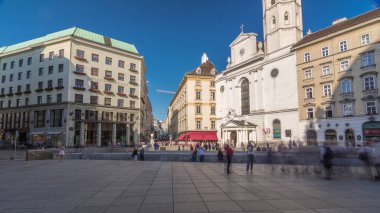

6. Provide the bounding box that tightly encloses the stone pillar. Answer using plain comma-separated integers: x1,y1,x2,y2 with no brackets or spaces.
80,122,85,146
112,123,116,146
125,124,129,147
96,123,102,147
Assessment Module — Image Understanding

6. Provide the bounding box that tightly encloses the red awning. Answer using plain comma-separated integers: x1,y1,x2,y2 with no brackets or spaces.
186,131,217,141
178,133,187,141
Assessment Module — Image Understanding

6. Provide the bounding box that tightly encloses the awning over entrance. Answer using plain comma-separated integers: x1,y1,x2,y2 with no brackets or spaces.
178,131,217,141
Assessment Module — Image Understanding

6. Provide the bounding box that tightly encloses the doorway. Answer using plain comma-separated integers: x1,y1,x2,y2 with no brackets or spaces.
345,129,355,147
230,131,237,147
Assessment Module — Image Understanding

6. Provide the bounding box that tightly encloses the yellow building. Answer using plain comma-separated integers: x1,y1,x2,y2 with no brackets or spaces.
292,9,380,146
167,54,218,142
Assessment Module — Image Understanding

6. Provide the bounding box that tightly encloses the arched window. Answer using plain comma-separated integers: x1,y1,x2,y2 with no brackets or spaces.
284,12,289,25
272,16,276,29
241,79,250,115
273,119,281,139
306,130,317,145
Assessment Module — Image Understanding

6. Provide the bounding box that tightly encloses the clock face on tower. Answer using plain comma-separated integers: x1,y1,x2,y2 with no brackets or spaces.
240,48,245,56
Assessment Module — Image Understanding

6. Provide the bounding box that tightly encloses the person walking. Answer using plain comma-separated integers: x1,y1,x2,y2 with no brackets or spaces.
217,148,224,162
320,143,334,180
267,146,273,164
58,144,65,161
192,147,198,162
139,147,145,161
246,142,255,172
198,146,205,162
132,147,138,161
225,144,234,174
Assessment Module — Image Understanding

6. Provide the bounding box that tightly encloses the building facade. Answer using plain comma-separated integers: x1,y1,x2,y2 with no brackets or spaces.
0,27,147,147
292,9,380,146
216,0,303,147
167,54,218,142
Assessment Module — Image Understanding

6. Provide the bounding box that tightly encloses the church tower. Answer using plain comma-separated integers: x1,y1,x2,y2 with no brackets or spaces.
263,0,303,53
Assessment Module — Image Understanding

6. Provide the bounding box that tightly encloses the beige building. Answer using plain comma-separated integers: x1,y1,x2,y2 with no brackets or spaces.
292,9,380,146
0,27,148,147
167,54,218,142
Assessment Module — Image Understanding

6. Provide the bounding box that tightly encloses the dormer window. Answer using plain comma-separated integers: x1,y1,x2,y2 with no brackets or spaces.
210,68,216,75
284,12,289,25
271,0,275,5
271,16,276,29
196,68,201,75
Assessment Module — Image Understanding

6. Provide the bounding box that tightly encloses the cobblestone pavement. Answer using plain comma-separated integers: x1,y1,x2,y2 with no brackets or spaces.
0,160,379,213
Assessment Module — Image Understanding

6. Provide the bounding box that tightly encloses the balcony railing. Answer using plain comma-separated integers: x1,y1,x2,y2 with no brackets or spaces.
361,64,376,70
103,90,114,95
73,70,86,75
15,91,23,96
45,87,54,91
55,86,64,90
74,56,87,62
73,86,86,90
89,88,101,93
129,94,138,98
104,76,115,81
23,90,31,94
304,97,315,104
6,92,13,97
35,88,44,92
340,92,354,98
363,88,378,96
117,93,127,97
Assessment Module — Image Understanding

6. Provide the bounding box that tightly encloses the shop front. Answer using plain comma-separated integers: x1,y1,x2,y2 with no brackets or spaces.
363,121,380,141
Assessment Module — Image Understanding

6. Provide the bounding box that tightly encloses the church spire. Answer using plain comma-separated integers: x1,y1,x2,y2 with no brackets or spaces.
240,24,245,33
201,53,208,64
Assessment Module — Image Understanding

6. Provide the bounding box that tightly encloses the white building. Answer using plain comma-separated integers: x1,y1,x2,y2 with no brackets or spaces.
216,0,303,147
0,27,147,147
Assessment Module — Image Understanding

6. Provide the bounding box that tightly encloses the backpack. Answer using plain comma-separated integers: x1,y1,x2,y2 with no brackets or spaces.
323,146,333,160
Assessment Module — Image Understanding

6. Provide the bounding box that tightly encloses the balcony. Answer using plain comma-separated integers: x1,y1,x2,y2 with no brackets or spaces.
45,87,54,91
129,81,138,85
15,92,23,96
73,86,86,91
304,98,315,104
23,90,31,94
362,88,378,96
0,94,5,98
117,93,127,97
74,56,87,62
89,88,101,93
104,76,115,81
361,64,376,70
73,70,86,75
103,90,114,95
6,92,13,97
129,68,138,73
129,94,138,99
35,88,44,92
340,92,354,98
55,86,64,90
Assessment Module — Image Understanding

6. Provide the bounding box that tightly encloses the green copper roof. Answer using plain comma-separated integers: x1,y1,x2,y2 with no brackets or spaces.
0,27,138,54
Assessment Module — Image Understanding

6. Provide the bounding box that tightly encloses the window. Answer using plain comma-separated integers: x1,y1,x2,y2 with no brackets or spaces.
366,101,377,115
10,61,14,69
75,94,83,103
196,80,201,86
130,63,136,70
46,95,52,104
241,79,250,115
130,75,136,83
57,94,62,103
340,60,349,71
130,114,135,122
211,120,216,130
0,101,3,108
1,76,5,83
196,120,201,130
49,51,54,60
104,98,112,106
362,52,374,67
106,57,112,65
48,66,53,74
27,57,32,65
105,70,112,78
211,106,215,115
118,73,125,81
91,68,98,76
26,71,31,79
304,53,311,62
339,41,348,52
210,81,215,87
340,79,352,94
76,50,84,58
58,64,64,73
307,108,314,119
130,101,135,108
18,72,22,80
196,105,201,114
90,96,98,104
321,47,329,57
59,49,64,58
25,84,30,91
90,81,98,90
38,82,43,89
271,0,275,5
304,69,312,79
272,16,276,28
9,74,13,82
117,99,124,107
325,106,333,118
76,64,84,73
364,76,376,90
210,91,215,101
75,79,84,88
18,59,23,67
8,87,13,93
322,65,331,75
39,68,44,76
57,79,63,87
2,63,7,70
361,33,370,45
8,100,12,108
92,54,99,62
0,88,4,95
25,98,29,106
284,11,289,22
37,96,43,104
105,84,112,91
118,60,125,68
305,87,313,99
40,54,44,62
323,84,332,96
196,91,201,100
118,86,124,94
130,88,136,95
47,80,53,88
343,103,353,117
17,85,21,93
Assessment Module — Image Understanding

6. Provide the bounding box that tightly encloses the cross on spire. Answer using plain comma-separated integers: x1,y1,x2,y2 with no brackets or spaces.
240,24,245,33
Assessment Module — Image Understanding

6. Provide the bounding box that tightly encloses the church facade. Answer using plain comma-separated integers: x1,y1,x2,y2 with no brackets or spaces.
216,0,303,147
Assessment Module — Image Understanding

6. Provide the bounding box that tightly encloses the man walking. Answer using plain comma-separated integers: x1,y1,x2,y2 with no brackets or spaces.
320,143,334,180
225,144,234,174
198,146,205,162
246,141,255,172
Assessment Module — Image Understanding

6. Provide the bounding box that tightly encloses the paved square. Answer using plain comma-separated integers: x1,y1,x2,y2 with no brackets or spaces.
0,160,379,213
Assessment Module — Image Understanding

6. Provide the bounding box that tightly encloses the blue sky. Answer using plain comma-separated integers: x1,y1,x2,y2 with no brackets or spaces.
0,0,378,121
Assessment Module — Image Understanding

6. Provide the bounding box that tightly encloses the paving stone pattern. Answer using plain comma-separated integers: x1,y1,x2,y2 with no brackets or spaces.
0,160,379,213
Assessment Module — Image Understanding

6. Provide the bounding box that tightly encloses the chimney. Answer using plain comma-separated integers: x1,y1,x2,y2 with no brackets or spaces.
332,17,347,25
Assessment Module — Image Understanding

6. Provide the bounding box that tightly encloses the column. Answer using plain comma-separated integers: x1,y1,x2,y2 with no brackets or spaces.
125,124,129,147
96,123,102,147
112,123,116,146
79,122,85,146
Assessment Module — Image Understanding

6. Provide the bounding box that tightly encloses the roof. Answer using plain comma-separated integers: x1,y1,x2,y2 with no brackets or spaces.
0,27,138,54
222,120,257,128
293,8,380,49
187,60,218,76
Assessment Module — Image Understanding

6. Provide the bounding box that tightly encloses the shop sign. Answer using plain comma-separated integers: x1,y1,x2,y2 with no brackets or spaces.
273,128,281,138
